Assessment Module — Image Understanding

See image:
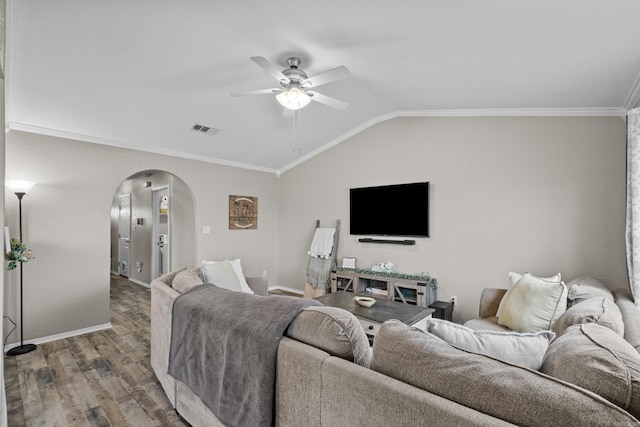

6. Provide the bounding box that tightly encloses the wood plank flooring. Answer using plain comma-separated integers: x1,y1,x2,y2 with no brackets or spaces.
4,274,187,427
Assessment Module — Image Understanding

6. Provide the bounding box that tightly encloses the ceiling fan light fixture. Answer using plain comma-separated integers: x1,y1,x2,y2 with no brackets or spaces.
276,86,311,110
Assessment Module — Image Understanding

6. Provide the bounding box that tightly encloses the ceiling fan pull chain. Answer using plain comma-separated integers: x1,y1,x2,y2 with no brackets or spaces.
292,109,301,154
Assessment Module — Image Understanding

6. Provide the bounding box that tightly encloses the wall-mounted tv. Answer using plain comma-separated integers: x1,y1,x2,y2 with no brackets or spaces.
350,182,429,237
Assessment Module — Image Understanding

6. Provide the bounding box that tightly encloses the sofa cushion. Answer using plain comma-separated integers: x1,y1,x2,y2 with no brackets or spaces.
427,318,554,370
200,260,243,292
286,306,371,367
566,275,613,304
496,271,561,317
613,288,640,353
172,269,204,294
541,323,640,420
498,273,567,332
202,259,254,294
552,296,624,337
370,320,639,426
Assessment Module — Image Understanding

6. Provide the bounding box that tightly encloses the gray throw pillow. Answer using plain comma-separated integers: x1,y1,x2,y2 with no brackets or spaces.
427,318,554,370
286,306,371,367
552,296,624,337
541,323,640,420
172,269,204,294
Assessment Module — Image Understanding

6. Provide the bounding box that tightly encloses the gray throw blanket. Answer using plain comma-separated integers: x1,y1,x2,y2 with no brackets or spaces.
168,284,321,427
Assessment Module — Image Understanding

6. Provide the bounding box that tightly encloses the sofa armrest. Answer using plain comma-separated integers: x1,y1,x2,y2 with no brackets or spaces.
478,288,507,318
150,278,181,405
246,276,269,296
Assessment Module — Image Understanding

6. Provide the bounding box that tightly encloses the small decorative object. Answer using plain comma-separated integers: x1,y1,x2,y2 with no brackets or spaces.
5,238,33,271
354,296,376,308
341,257,356,269
229,195,258,230
372,261,395,273
159,196,169,213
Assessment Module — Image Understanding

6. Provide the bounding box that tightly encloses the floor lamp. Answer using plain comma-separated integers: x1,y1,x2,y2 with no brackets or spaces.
6,180,36,356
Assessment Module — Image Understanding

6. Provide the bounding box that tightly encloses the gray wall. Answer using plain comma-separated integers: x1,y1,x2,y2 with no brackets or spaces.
278,116,628,322
2,114,629,339
4,131,279,343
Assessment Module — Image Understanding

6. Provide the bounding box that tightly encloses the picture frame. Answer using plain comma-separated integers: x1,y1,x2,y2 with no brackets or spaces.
341,257,356,269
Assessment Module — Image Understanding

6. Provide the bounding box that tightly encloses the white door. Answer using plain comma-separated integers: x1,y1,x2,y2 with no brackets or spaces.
118,194,131,277
151,186,170,279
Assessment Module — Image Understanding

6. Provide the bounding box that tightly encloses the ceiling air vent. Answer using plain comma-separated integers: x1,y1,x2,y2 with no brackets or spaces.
191,123,220,136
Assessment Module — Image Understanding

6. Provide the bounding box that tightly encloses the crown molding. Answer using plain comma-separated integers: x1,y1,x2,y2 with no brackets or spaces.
6,104,628,179
6,122,280,175
624,70,640,111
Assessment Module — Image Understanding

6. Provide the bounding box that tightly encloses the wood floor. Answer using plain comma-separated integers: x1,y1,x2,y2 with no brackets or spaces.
4,274,188,427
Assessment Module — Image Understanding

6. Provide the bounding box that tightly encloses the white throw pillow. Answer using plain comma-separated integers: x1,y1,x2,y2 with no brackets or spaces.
202,259,254,294
496,271,562,317
498,273,567,332
201,260,244,293
427,318,555,370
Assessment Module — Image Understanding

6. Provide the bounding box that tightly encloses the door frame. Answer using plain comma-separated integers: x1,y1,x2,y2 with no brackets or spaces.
117,193,131,277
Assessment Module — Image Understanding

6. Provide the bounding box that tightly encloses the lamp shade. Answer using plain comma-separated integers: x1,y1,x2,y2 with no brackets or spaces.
276,87,312,110
6,180,35,195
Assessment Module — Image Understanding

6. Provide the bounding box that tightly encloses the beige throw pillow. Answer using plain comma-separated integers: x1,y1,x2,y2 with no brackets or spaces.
427,318,554,370
201,260,243,293
201,259,254,294
498,273,567,332
496,271,561,317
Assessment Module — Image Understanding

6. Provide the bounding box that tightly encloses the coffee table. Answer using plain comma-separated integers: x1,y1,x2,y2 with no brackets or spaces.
314,291,435,338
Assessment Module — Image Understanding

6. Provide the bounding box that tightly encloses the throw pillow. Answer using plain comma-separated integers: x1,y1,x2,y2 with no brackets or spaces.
552,296,624,337
171,269,204,294
496,271,561,317
566,275,613,304
202,259,254,294
497,273,567,332
201,260,243,293
541,323,640,420
427,318,555,370
369,320,637,426
286,306,372,367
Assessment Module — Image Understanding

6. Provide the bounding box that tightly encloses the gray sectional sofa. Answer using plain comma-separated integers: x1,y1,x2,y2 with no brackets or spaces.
151,268,640,426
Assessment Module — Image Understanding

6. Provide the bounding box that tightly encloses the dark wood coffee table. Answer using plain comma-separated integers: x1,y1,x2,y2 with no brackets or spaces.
315,291,435,337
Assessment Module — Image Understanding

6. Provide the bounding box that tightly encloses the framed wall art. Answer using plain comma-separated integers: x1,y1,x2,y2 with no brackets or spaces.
229,195,258,230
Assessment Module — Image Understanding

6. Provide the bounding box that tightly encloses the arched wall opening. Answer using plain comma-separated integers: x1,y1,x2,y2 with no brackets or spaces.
110,169,196,286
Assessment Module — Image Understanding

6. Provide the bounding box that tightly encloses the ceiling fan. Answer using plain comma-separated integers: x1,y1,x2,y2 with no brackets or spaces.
231,56,351,111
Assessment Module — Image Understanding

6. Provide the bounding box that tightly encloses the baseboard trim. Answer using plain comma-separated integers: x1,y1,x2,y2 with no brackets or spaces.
268,285,304,295
4,322,113,353
128,278,150,288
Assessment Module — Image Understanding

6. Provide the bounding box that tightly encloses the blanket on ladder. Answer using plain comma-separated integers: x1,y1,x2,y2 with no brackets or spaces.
168,284,321,427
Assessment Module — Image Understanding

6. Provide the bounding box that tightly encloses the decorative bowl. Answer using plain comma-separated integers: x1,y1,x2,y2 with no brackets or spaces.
354,296,376,308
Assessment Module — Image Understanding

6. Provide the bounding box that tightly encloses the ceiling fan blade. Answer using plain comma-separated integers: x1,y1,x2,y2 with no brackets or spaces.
304,65,350,88
307,91,348,110
230,88,281,97
250,56,289,83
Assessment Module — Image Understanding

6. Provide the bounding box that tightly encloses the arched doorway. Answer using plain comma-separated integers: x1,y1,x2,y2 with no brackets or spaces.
109,170,196,285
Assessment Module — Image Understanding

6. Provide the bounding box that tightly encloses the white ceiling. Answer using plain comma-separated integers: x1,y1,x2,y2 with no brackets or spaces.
7,1,640,173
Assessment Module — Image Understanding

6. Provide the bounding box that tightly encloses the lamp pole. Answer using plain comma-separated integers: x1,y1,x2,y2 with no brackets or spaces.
6,182,37,356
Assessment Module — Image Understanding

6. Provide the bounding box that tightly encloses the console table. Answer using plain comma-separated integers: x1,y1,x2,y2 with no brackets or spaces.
330,268,437,308
315,291,435,338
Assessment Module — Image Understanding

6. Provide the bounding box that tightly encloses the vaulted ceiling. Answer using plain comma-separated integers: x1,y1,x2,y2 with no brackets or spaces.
7,1,640,173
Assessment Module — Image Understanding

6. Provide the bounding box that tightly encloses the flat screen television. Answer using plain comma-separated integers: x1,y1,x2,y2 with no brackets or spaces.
350,182,429,237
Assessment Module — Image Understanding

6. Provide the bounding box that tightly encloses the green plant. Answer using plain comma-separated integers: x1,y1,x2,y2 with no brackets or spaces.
5,238,33,270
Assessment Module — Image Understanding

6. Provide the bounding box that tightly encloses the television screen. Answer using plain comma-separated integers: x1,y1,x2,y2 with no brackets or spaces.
350,182,429,237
